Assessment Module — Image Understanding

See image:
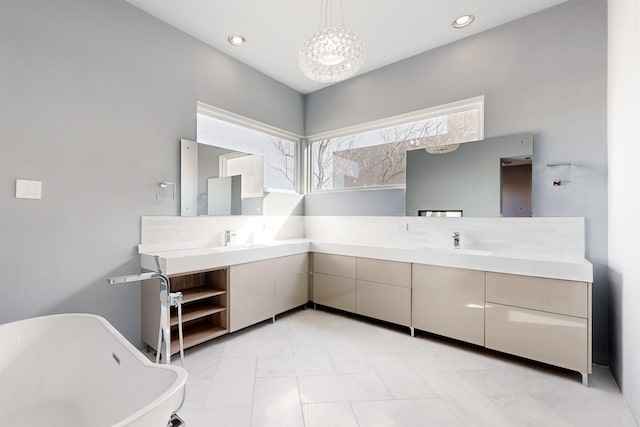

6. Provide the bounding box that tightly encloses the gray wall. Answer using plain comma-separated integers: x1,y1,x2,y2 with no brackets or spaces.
305,0,609,364
0,0,303,345
406,134,533,217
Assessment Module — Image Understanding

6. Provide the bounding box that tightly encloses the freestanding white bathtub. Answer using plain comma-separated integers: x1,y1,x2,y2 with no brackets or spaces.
0,314,187,427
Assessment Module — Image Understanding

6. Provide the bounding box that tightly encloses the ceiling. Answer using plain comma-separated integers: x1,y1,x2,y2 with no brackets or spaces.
125,0,567,94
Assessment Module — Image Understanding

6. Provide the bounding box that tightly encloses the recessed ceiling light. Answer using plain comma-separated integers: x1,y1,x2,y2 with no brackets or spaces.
228,34,246,46
452,14,475,29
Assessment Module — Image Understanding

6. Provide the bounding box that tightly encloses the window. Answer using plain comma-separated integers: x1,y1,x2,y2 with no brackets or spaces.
197,103,300,193
308,97,483,192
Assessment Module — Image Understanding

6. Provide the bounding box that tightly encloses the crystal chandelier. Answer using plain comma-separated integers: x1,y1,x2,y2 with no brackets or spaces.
298,0,365,83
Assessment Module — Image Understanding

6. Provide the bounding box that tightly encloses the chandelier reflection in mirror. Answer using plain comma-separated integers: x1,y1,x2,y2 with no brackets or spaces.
425,143,460,154
409,137,460,155
298,0,365,83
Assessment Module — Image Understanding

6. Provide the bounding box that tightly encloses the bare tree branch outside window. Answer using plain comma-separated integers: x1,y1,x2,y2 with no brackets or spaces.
265,137,296,188
311,106,481,191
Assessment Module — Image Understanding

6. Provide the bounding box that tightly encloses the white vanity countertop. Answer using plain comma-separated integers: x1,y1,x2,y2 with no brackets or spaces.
310,242,593,282
140,239,312,275
141,239,593,282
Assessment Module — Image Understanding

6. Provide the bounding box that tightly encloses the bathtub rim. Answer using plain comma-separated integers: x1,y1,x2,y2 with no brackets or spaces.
0,313,188,426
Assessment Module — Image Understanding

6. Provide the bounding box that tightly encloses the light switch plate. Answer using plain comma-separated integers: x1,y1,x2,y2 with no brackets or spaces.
16,179,42,199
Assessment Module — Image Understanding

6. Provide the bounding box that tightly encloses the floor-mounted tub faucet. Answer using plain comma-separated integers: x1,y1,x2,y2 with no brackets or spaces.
453,232,460,248
107,256,187,427
107,256,184,367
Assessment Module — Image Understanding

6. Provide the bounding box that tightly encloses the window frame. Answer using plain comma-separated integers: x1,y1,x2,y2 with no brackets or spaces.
305,96,485,194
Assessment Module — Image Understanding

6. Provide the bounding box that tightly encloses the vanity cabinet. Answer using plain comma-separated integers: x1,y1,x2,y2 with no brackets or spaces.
229,254,309,333
229,259,276,333
274,254,309,314
412,264,485,346
356,258,411,326
312,254,411,327
142,267,229,354
312,253,357,312
484,272,591,381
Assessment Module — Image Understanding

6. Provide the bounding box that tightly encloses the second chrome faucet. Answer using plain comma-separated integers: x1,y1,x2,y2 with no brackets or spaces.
453,232,460,248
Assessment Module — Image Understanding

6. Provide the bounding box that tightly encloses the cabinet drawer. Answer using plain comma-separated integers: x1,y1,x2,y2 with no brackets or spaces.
356,280,411,326
486,272,588,318
313,273,356,312
412,264,485,346
485,303,588,373
356,258,411,287
313,253,356,278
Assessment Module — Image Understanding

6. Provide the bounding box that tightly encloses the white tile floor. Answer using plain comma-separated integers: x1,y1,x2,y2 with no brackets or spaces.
172,308,637,427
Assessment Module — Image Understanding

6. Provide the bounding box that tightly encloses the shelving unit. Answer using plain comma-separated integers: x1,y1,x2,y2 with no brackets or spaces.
141,266,229,355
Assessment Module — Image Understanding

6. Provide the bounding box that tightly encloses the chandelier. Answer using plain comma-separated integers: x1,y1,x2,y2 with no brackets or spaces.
298,0,365,83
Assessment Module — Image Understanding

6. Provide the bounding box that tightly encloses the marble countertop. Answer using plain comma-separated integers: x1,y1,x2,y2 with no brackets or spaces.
140,239,593,282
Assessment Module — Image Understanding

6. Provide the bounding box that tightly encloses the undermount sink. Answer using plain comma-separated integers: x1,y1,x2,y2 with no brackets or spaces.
419,247,492,256
208,243,269,251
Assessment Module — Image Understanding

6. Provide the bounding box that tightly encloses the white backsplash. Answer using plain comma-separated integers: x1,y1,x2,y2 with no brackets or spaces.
140,215,585,258
140,215,305,252
304,216,585,257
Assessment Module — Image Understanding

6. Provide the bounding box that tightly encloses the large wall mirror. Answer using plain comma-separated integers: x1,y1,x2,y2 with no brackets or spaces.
181,107,303,217
405,133,533,217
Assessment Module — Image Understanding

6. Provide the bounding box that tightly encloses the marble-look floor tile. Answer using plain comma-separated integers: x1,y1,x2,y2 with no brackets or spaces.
289,335,329,356
177,348,220,381
221,339,292,358
251,377,304,427
301,402,359,427
256,355,335,377
351,399,466,427
324,338,375,374
407,346,510,373
178,406,251,427
170,310,635,427
485,393,574,427
528,368,639,427
456,363,579,398
298,373,392,403
420,370,516,427
182,379,213,409
366,353,438,399
205,357,256,408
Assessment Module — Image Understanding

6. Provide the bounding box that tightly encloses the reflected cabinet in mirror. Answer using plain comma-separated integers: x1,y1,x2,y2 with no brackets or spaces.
406,134,533,217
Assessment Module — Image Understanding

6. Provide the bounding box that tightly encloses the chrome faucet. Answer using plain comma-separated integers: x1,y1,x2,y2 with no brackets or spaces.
107,256,184,367
453,232,460,248
224,229,237,246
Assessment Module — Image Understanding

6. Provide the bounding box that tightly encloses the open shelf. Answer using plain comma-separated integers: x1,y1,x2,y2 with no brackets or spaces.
141,265,229,354
180,286,226,304
171,322,227,354
170,303,226,326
